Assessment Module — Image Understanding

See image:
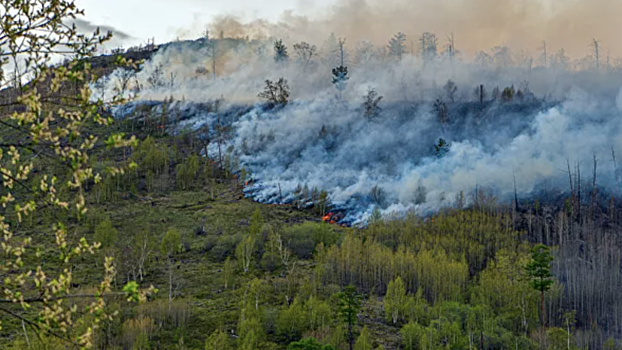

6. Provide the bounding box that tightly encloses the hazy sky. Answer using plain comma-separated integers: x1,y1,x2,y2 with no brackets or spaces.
80,0,622,58
80,0,336,46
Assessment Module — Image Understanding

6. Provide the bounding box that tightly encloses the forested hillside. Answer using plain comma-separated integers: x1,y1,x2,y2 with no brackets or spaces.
2,1,622,350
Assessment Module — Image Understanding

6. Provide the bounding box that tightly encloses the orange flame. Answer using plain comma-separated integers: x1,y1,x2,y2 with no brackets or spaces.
322,212,333,223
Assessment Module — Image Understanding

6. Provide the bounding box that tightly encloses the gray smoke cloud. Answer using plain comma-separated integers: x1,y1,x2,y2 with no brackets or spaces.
203,0,622,58
70,18,134,50
100,10,622,223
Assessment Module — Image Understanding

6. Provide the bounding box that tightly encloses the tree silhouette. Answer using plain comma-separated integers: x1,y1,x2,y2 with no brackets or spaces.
274,39,289,63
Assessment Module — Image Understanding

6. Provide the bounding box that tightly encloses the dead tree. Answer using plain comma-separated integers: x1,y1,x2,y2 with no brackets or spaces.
473,85,486,107
590,153,598,221
566,159,575,220
206,36,219,80
447,33,456,76
592,39,600,74
577,162,582,224
612,148,619,194
539,40,548,68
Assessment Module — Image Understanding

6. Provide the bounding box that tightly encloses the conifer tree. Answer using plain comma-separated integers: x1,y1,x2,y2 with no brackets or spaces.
337,286,362,350
332,66,349,98
274,39,289,63
388,32,407,60
525,244,555,329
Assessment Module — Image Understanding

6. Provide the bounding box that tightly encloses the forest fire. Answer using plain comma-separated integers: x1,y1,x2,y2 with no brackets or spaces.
322,212,345,225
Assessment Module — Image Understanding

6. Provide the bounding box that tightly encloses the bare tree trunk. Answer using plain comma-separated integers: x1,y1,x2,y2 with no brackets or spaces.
168,259,173,311
591,154,597,222
577,163,582,225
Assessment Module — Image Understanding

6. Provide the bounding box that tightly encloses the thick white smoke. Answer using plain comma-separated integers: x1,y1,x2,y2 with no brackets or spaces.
105,39,622,224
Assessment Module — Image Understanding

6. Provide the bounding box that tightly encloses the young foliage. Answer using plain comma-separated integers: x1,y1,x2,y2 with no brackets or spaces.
384,277,406,325
0,1,150,347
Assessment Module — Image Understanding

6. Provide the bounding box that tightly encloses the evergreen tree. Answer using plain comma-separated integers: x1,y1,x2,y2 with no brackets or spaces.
435,139,450,158
363,88,383,121
274,39,289,63
420,32,438,62
443,79,458,102
332,65,349,97
388,32,407,60
337,286,363,350
525,244,555,328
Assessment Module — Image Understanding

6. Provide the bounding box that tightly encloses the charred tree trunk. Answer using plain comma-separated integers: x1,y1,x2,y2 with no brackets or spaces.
590,154,597,223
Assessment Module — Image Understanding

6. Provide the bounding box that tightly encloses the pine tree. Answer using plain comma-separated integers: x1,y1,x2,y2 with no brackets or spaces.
274,39,289,63
387,32,407,60
337,286,363,350
435,138,450,158
420,32,438,62
363,88,383,121
332,66,349,97
525,244,555,329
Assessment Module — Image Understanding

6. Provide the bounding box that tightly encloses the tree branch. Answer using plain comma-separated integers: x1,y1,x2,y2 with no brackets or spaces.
0,305,81,347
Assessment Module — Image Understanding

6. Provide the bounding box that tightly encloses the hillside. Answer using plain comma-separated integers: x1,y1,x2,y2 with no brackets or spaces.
2,3,622,350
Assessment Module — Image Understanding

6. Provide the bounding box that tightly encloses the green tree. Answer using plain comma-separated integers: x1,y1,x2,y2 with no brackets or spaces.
94,217,119,255
354,326,372,350
547,328,573,350
337,285,362,350
603,337,618,350
205,329,232,350
132,332,150,350
384,277,406,325
249,208,263,236
277,297,308,341
525,244,555,328
400,322,424,350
